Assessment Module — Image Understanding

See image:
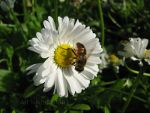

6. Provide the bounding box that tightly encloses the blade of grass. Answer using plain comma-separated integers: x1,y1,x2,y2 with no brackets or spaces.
54,0,58,25
97,0,105,48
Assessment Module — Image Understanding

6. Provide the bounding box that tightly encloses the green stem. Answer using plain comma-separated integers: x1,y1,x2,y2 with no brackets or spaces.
100,81,116,86
54,0,58,24
23,0,27,18
124,62,150,77
32,0,35,14
97,0,105,48
121,66,143,113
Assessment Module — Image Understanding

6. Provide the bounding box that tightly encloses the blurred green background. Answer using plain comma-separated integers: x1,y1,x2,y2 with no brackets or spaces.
0,0,150,113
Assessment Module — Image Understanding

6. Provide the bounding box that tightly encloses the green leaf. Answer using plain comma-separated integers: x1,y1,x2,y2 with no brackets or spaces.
72,104,91,111
0,108,5,113
1,69,10,76
50,94,59,105
69,110,81,113
104,105,110,113
0,69,13,92
112,79,126,89
5,45,14,60
12,110,16,113
91,76,101,86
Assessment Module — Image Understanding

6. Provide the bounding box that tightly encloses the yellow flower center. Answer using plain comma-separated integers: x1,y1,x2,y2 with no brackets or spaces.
109,54,121,65
54,44,76,68
144,49,150,59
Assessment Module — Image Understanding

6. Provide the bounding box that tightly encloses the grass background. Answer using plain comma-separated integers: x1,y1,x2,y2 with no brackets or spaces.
0,0,150,113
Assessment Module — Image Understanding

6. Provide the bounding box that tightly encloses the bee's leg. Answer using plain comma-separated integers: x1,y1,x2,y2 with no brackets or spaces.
60,47,78,56
68,57,76,65
71,61,76,65
71,49,78,56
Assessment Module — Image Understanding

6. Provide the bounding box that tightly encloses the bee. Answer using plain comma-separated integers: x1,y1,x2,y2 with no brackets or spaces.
72,42,87,73
61,42,90,73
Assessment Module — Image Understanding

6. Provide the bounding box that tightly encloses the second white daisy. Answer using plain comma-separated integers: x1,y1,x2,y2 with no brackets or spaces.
121,37,150,65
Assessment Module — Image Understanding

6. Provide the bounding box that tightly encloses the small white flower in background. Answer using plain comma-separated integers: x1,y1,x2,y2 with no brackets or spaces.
121,37,150,65
99,49,123,73
27,16,103,97
0,0,15,11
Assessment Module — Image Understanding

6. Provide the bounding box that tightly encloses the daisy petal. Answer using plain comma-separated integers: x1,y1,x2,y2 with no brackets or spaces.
55,68,68,97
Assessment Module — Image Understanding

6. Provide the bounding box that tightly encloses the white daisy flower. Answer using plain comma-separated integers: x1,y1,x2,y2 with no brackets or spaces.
122,37,150,65
27,16,103,97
